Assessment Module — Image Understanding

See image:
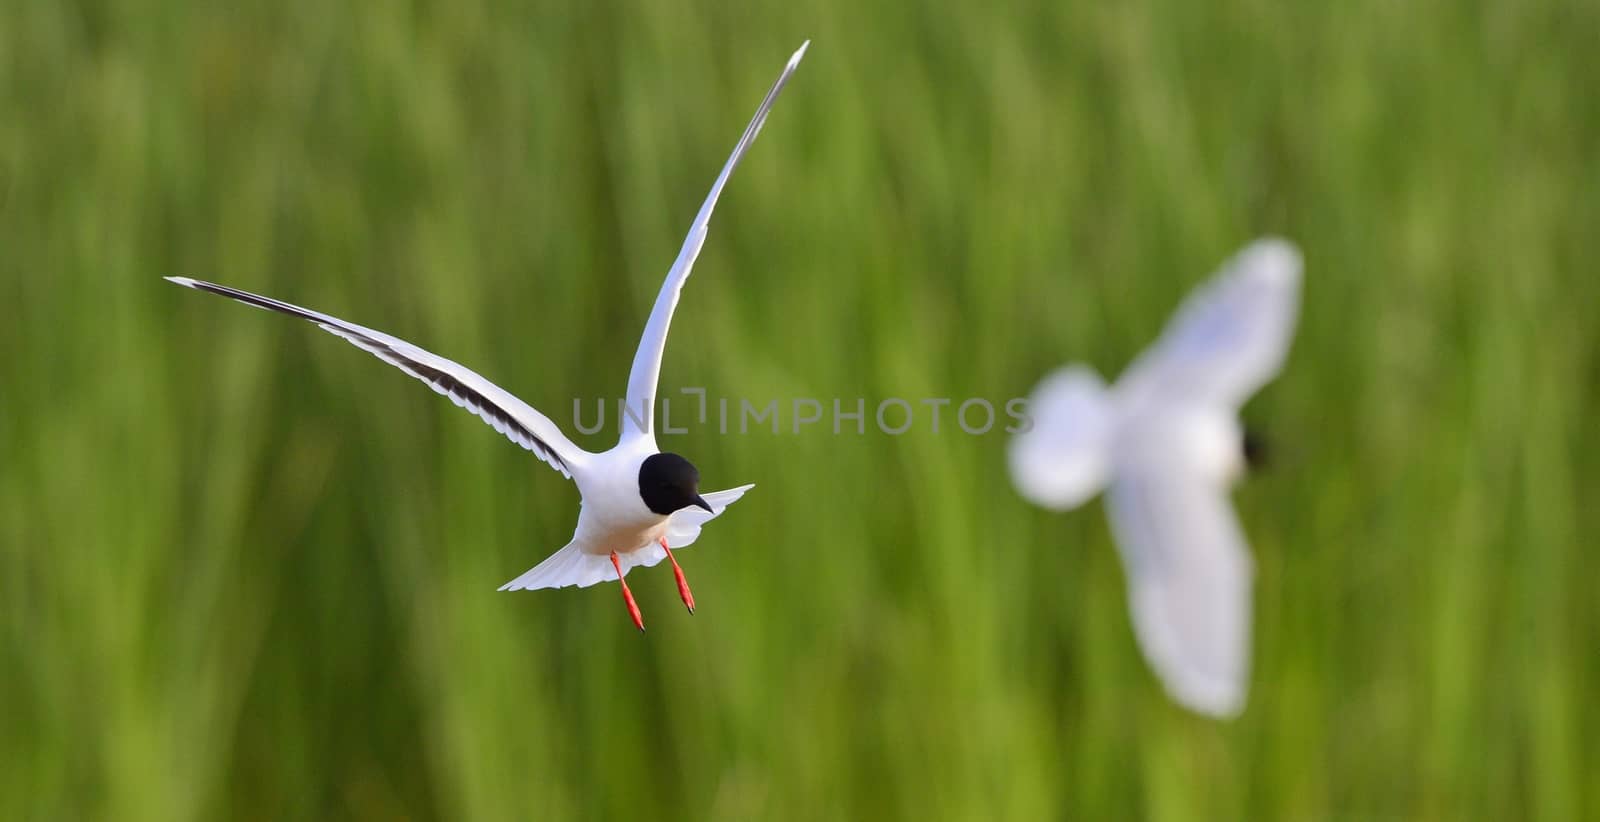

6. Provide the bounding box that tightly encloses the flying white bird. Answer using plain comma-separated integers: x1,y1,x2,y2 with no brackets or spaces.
168,42,810,631
1009,238,1302,717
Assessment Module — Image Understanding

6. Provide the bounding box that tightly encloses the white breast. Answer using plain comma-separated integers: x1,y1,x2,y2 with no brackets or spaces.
1113,407,1243,485
571,444,672,556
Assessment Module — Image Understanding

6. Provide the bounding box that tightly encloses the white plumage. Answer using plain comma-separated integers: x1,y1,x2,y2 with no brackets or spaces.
169,43,809,620
1010,238,1303,717
497,485,755,591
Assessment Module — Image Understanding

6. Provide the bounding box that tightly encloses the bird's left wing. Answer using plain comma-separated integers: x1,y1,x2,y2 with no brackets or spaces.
166,277,590,478
619,42,809,446
1104,460,1254,717
1117,238,1302,411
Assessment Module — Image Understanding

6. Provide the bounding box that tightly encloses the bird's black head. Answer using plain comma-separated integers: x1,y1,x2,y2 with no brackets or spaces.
638,452,712,516
1242,427,1270,471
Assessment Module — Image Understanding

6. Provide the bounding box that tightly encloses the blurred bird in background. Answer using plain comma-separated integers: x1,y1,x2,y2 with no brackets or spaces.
1010,238,1302,716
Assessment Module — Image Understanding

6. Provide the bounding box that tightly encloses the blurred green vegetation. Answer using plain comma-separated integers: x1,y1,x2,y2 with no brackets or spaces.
2,0,1597,819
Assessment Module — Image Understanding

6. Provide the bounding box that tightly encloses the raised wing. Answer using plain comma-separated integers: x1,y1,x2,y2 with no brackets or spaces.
166,277,589,478
620,42,809,445
1116,238,1302,411
1104,460,1253,717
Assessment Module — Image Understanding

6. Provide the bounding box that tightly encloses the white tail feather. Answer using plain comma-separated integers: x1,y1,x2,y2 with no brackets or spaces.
498,484,754,591
497,542,614,591
1008,366,1115,510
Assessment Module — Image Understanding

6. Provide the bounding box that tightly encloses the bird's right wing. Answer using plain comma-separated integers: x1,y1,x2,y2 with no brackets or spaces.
166,277,590,478
1104,461,1254,717
1117,238,1302,411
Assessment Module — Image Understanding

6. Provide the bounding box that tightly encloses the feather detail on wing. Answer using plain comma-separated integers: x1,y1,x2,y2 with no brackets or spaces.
166,277,587,477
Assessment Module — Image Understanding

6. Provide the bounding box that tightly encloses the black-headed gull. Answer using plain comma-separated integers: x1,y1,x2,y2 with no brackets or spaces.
168,42,809,631
1009,238,1302,716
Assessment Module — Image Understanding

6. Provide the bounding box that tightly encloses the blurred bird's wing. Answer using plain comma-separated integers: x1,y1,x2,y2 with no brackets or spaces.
498,484,753,591
620,42,808,447
1008,365,1115,510
1116,238,1302,412
166,277,590,479
1104,459,1253,717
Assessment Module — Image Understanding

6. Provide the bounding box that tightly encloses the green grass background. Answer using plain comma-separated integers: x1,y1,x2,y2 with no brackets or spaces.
2,0,1597,819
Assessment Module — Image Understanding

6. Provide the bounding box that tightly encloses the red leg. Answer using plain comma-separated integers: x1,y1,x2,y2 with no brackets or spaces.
611,552,644,632
661,537,695,615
